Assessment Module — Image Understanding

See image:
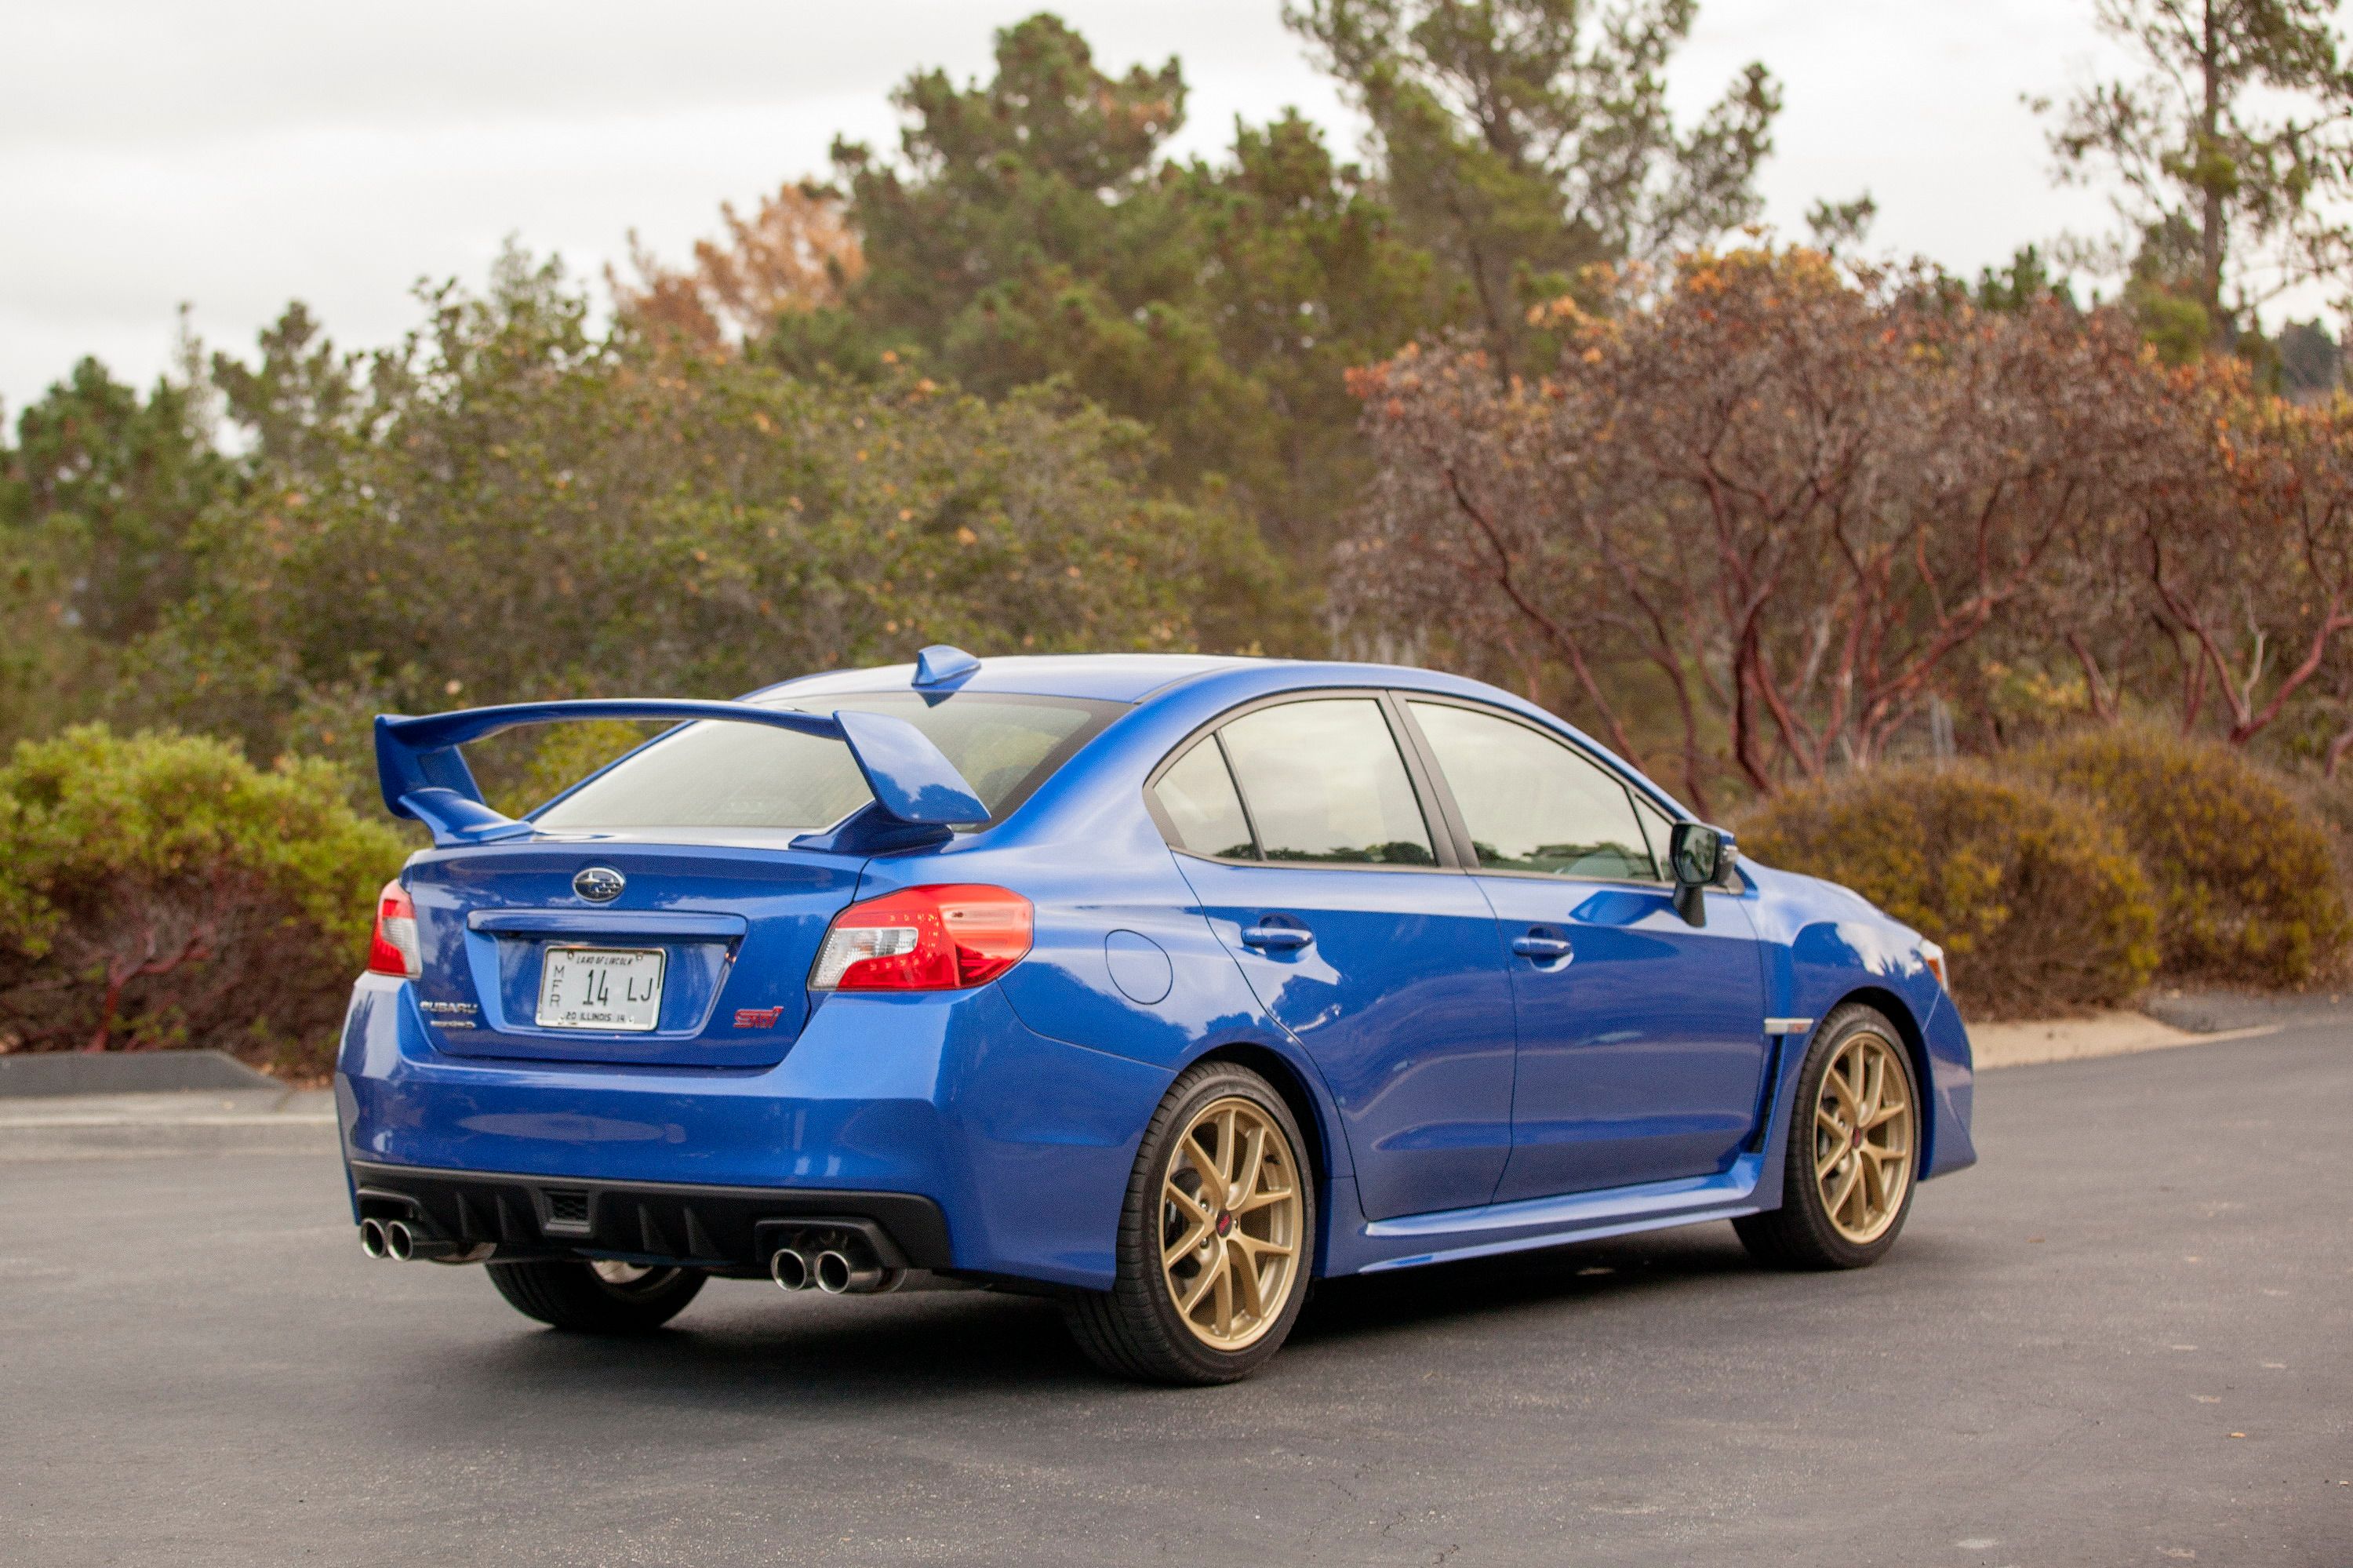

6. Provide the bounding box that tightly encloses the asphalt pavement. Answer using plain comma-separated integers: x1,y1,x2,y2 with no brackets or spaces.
4,1025,2348,1566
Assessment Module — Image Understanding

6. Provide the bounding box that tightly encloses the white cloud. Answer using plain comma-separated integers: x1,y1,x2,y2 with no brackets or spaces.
0,0,2231,413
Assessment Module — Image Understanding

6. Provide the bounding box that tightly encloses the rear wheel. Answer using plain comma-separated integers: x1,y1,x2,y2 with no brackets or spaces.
1064,1061,1315,1384
1736,1004,1920,1270
486,1258,706,1333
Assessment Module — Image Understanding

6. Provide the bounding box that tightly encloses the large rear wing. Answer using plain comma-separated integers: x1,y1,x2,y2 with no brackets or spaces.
373,698,989,849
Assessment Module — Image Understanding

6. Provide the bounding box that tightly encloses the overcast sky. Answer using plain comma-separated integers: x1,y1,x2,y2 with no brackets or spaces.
2,0,2139,413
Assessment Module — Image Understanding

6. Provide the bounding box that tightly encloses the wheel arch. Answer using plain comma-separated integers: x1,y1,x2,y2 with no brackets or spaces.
1191,1039,1340,1195
1828,984,1937,1177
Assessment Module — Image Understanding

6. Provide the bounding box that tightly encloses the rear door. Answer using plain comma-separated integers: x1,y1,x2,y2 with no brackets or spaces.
1153,694,1518,1221
1398,698,1771,1200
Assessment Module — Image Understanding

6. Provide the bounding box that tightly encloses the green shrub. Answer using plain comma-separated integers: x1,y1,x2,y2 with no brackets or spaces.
0,726,406,1076
1738,764,2160,1020
2020,726,2351,987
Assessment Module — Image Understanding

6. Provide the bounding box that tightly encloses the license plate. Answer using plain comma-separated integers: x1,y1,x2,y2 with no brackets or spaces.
536,948,666,1031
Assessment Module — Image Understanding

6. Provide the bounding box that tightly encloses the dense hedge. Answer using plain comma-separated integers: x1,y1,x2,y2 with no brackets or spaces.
0,726,406,1075
1738,764,2161,1020
2020,726,2350,988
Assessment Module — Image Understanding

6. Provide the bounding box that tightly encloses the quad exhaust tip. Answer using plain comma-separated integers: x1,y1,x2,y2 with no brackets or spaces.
771,1244,901,1294
384,1220,416,1263
358,1218,388,1260
816,1249,890,1295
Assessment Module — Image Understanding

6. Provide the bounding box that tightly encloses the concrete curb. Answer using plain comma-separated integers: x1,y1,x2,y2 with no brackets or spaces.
0,1048,277,1097
0,1089,338,1162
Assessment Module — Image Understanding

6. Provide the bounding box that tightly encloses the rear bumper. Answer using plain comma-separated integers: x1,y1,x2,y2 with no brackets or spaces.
336,973,1173,1289
348,1161,952,1273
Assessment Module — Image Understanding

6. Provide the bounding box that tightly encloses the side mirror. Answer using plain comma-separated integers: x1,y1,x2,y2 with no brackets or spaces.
1669,822,1736,926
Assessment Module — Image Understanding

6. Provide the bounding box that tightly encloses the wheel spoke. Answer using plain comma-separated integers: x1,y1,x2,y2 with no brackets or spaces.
1867,1095,1908,1129
1231,1232,1295,1262
1179,1255,1222,1317
1162,1216,1212,1267
1231,1244,1267,1321
1238,1122,1268,1204
1211,1261,1235,1338
1234,1181,1293,1217
1815,1139,1846,1181
1165,1175,1214,1226
1826,1057,1862,1119
1827,1159,1863,1221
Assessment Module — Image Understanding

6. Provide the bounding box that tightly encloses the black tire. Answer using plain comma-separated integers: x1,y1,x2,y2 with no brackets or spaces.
486,1259,706,1333
1064,1060,1318,1385
1736,1003,1922,1271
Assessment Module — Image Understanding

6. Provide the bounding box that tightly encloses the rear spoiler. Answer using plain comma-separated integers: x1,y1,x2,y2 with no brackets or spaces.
373,699,989,849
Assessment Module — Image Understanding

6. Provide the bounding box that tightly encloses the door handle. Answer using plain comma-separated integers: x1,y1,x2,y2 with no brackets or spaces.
1241,924,1313,951
1511,933,1573,962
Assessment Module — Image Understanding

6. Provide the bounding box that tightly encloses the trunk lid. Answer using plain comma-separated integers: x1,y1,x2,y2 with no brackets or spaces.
403,837,864,1068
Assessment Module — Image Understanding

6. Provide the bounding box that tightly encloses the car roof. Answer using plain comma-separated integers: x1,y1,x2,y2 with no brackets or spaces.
747,653,1262,704
748,651,1543,708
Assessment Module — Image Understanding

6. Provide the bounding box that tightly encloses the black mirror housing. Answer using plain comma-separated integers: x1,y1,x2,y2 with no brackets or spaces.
1668,822,1736,926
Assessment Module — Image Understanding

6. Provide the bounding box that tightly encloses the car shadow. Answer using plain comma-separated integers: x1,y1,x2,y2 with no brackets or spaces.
1290,1224,1759,1347
417,1224,1818,1420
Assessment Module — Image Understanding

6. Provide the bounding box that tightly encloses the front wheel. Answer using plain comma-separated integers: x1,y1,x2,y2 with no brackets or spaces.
1735,1003,1921,1270
1064,1061,1316,1384
486,1259,706,1333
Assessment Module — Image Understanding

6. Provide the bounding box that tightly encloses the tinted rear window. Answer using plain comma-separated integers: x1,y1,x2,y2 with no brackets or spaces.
533,692,1120,833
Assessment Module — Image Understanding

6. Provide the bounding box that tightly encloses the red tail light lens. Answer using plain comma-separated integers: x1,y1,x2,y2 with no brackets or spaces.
810,885,1033,991
365,880,422,979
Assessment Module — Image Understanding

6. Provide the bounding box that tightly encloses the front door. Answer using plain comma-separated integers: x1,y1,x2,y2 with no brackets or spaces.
1401,700,1771,1201
1152,697,1518,1221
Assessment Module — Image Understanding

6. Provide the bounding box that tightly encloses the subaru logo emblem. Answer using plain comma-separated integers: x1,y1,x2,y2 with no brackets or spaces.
573,866,625,904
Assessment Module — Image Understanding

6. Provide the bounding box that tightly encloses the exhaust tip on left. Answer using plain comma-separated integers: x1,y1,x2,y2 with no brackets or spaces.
358,1218,388,1260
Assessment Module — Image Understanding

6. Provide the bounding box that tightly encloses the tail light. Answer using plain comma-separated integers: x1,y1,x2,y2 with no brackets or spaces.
810,885,1032,991
366,880,423,979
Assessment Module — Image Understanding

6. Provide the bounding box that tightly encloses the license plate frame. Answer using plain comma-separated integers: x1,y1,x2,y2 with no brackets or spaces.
535,946,667,1032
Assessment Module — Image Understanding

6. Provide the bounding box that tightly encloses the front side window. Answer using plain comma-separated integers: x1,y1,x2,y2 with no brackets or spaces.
1217,699,1435,866
1409,701,1657,881
533,692,1117,833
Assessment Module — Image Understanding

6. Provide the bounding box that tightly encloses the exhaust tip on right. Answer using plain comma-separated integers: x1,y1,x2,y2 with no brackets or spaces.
814,1250,855,1294
358,1219,387,1260
384,1220,416,1263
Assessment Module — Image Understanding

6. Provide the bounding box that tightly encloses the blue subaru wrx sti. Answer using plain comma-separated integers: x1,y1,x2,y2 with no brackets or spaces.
340,649,1974,1383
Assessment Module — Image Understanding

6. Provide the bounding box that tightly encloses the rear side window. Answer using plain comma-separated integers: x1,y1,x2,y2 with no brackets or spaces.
1154,740,1257,860
533,692,1118,833
1217,699,1435,866
1409,700,1657,881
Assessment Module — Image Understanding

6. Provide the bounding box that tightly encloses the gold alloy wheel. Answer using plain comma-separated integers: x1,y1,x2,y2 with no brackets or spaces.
1813,1030,1915,1244
1160,1095,1304,1352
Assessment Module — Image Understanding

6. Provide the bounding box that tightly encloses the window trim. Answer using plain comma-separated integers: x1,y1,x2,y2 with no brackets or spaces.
1392,693,1676,889
1142,688,1466,874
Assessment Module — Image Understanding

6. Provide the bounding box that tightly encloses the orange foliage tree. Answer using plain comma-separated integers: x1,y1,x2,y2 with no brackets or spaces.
1340,245,2353,806
609,181,864,355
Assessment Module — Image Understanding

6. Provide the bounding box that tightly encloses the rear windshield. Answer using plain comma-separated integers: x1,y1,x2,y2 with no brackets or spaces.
531,691,1122,834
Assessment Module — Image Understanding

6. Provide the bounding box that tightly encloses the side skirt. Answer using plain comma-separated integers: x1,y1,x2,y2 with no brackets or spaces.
1321,1155,1766,1277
